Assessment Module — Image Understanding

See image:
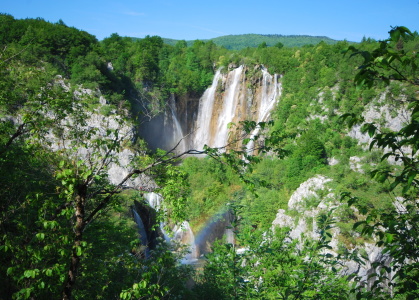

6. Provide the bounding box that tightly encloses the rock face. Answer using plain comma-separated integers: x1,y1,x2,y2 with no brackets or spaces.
132,199,163,256
347,93,410,163
43,85,157,190
272,175,335,241
349,156,364,173
272,175,391,285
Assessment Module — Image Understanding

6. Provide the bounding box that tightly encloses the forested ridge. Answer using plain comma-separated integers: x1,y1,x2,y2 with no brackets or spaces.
1,13,419,299
154,33,340,50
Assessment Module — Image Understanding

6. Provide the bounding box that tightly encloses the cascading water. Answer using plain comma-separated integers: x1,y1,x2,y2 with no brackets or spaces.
142,192,198,260
191,65,280,152
173,221,198,263
168,95,186,153
192,66,245,150
140,65,281,153
143,192,163,210
137,94,186,154
246,70,282,153
214,65,244,148
258,69,281,122
192,69,223,150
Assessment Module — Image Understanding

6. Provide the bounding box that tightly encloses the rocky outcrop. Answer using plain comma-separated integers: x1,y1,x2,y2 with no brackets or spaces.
272,175,391,285
347,92,410,164
272,175,335,241
45,83,157,190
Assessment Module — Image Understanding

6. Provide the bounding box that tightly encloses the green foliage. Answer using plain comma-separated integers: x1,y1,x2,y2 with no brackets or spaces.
193,206,350,299
119,243,193,300
180,156,240,228
3,14,419,300
155,34,339,50
345,26,418,88
341,26,419,299
154,162,190,223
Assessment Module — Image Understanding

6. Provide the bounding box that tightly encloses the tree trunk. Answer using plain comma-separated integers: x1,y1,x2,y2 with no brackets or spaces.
62,184,87,300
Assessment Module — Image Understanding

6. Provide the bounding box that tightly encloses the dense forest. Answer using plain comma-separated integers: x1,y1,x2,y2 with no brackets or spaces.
1,13,419,300
158,33,339,50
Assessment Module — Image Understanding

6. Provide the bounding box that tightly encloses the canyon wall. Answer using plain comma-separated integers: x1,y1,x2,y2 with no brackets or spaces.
139,65,282,153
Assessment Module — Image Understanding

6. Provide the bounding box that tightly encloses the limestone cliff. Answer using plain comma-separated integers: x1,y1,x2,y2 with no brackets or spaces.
138,65,281,153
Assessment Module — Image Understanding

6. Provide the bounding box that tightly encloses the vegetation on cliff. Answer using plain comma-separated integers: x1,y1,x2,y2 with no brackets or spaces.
1,13,418,300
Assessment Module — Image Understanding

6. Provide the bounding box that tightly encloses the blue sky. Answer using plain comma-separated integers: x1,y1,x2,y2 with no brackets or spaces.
2,0,418,42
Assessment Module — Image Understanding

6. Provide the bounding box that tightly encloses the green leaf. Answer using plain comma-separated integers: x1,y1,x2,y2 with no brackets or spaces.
385,233,394,243
353,221,366,230
7,267,14,276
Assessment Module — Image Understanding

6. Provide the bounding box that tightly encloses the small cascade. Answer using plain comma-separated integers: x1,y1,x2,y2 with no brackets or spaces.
168,95,186,153
138,193,238,262
143,192,163,210
173,221,198,263
142,192,197,259
132,209,150,258
143,192,170,242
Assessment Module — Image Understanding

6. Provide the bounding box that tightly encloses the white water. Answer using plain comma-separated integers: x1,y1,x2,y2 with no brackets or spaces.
193,69,223,150
192,66,280,152
259,70,280,122
168,94,186,153
214,65,244,148
173,221,198,262
143,193,197,260
143,192,163,210
246,70,282,153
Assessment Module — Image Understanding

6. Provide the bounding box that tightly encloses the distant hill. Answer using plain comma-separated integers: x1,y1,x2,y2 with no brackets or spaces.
157,34,341,49
209,34,339,49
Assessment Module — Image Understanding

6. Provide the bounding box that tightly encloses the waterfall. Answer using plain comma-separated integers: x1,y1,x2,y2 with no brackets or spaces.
192,65,280,152
246,70,282,153
132,209,150,258
173,221,198,263
143,192,170,242
168,94,186,153
143,192,163,210
139,65,281,154
214,65,244,148
193,66,244,150
142,192,197,256
193,69,223,150
259,69,280,122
